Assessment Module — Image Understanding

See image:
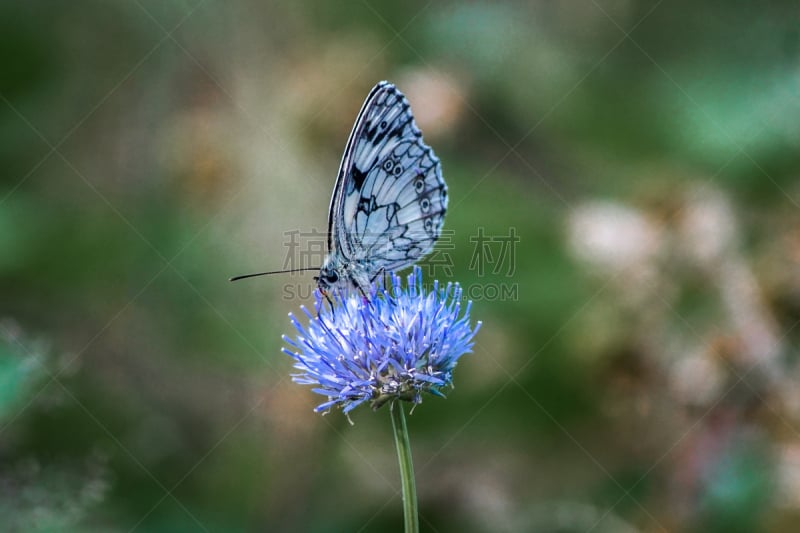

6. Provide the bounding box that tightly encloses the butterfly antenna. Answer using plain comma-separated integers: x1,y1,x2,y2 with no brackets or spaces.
229,267,318,282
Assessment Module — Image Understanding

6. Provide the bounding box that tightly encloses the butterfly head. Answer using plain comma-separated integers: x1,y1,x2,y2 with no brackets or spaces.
315,261,341,293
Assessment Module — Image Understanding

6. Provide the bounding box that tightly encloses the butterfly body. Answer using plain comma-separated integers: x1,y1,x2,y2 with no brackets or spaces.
318,81,448,296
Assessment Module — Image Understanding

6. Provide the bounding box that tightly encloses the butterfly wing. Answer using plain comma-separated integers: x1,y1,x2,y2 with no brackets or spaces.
328,81,447,281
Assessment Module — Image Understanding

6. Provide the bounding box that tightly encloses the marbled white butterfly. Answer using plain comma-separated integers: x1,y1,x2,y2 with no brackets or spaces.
230,81,447,297
316,81,448,296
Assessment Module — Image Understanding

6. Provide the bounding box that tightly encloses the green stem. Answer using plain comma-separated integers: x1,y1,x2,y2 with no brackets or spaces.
390,401,419,533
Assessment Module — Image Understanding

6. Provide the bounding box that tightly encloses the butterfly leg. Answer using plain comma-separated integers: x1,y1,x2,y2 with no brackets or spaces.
357,284,369,306
317,288,335,318
369,267,388,292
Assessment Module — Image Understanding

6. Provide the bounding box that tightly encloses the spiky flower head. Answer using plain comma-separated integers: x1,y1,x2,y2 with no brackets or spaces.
283,267,481,416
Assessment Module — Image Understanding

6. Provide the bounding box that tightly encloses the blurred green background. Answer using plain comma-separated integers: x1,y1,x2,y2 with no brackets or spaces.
2,1,800,531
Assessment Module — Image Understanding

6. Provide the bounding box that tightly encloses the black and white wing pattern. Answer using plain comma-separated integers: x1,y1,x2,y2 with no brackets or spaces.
317,81,447,294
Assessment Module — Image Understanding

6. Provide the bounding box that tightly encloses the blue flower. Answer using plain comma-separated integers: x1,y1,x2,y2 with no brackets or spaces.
283,267,481,415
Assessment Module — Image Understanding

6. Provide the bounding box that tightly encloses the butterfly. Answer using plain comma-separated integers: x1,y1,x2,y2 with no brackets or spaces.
315,81,448,297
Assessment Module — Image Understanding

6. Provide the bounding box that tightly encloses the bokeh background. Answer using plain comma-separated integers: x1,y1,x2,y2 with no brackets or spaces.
2,1,800,531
